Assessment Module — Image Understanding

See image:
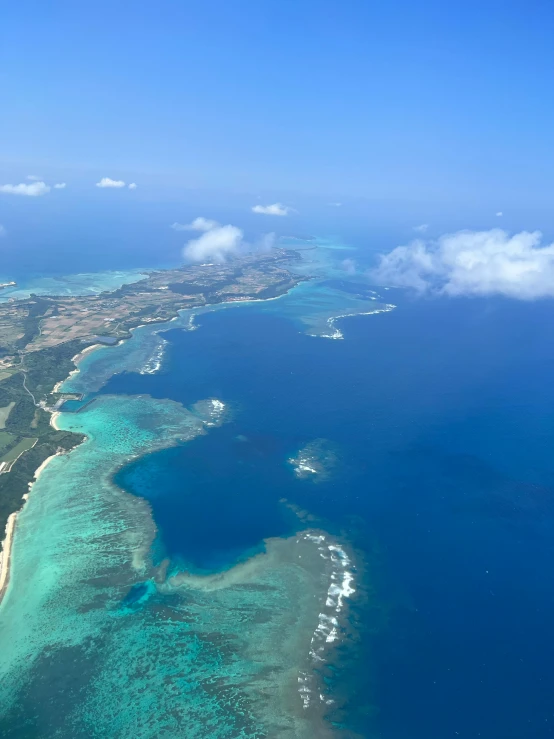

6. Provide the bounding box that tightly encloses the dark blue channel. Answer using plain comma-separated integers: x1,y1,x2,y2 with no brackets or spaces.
106,295,554,738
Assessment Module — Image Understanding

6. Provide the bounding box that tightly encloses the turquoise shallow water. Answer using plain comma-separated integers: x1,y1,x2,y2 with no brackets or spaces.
3,239,554,738
0,391,351,737
0,248,373,738
0,269,149,302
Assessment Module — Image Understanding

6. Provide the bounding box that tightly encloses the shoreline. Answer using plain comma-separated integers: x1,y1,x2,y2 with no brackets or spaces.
0,448,64,605
71,342,103,365
0,340,103,609
52,344,103,393
0,513,17,604
0,277,306,611
0,267,363,732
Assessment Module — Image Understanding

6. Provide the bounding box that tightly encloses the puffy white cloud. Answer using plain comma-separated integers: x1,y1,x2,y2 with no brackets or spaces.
180,216,277,263
171,217,218,232
184,222,244,263
0,181,51,196
53,182,67,189
496,211,503,217
128,182,137,190
252,202,292,216
413,223,429,233
96,177,125,188
369,229,554,300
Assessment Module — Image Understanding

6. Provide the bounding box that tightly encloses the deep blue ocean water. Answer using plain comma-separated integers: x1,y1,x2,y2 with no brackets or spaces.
101,293,554,739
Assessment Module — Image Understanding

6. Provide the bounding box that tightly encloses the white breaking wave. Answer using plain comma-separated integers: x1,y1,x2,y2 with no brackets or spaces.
139,336,168,374
203,398,226,426
189,398,229,427
297,532,356,710
304,533,325,544
326,545,356,611
319,304,397,340
183,313,198,331
292,459,318,476
288,439,336,481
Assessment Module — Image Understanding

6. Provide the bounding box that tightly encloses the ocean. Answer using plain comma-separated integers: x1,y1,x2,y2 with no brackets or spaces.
1,241,554,738
107,291,554,738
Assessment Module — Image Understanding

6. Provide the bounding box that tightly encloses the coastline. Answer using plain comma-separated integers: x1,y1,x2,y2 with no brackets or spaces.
0,276,307,611
0,449,64,605
0,513,17,604
0,341,102,609
0,265,367,735
72,343,102,364
52,345,103,393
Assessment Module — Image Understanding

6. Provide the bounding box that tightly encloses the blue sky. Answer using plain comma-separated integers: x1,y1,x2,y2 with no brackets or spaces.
1,0,554,270
2,1,553,207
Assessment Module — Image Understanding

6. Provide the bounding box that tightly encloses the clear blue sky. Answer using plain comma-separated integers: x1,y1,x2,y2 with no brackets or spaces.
1,0,554,212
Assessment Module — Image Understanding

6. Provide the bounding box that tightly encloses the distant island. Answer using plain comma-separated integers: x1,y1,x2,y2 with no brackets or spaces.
0,249,305,597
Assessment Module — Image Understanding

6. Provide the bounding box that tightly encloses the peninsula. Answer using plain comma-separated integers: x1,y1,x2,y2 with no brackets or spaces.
0,248,305,599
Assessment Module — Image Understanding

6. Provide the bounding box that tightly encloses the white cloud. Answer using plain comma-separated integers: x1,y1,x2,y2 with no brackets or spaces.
341,258,357,275
496,211,503,217
179,216,277,263
328,202,342,207
26,175,42,181
184,221,244,263
0,225,6,237
96,177,126,188
53,182,67,189
413,224,429,233
0,181,51,197
171,217,218,232
252,202,293,216
128,183,137,190
369,228,554,300
258,232,277,252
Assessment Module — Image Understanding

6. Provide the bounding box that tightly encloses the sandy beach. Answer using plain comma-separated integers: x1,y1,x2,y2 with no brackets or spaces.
33,451,64,480
0,513,17,603
1,338,133,608
0,291,298,611
0,344,97,609
0,449,64,607
51,344,104,395
51,343,104,395
71,343,102,365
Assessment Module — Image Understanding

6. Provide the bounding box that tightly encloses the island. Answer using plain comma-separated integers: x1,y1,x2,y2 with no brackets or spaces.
0,248,305,596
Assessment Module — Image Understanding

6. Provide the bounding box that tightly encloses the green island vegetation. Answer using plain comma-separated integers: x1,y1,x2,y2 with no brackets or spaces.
0,249,305,539
0,402,15,429
0,340,87,533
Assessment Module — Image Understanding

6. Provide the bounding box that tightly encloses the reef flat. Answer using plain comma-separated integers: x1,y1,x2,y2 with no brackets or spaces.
0,393,354,738
0,248,306,580
0,248,302,355
0,243,388,737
